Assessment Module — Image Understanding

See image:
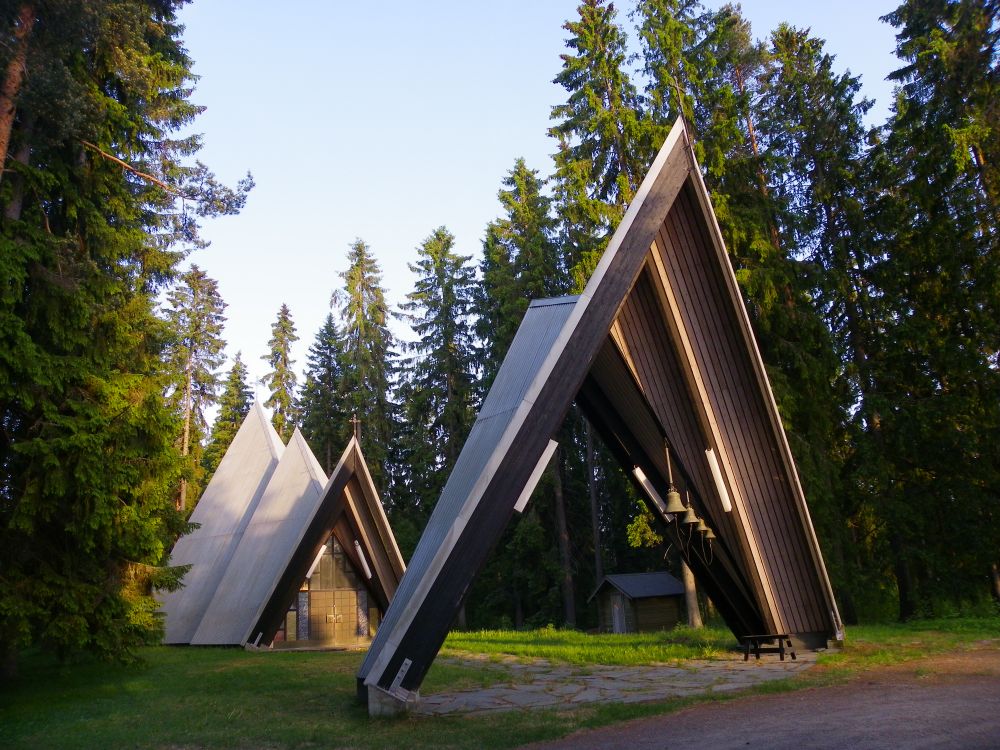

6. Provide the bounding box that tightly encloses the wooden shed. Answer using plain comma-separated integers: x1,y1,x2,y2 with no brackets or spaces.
359,118,843,715
590,573,685,634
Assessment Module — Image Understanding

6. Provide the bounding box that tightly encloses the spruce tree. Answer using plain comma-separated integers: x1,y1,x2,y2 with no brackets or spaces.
636,0,703,130
397,227,478,521
261,304,299,442
163,265,227,512
756,24,877,621
0,0,250,672
299,313,346,473
476,159,562,384
550,0,660,287
202,353,252,479
862,0,1000,617
335,239,396,492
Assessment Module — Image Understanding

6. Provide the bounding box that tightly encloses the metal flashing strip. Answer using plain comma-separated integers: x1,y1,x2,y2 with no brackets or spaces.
515,440,558,513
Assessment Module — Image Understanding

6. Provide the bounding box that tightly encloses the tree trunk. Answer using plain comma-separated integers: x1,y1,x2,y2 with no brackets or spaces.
890,531,916,621
552,448,576,628
3,111,32,221
586,424,603,584
178,353,193,512
732,62,784,257
991,562,1000,603
0,4,35,185
681,560,703,628
0,641,16,680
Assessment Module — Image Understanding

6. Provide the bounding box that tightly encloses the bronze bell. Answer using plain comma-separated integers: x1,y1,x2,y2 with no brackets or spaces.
665,487,686,515
696,518,708,534
704,527,717,540
682,505,699,524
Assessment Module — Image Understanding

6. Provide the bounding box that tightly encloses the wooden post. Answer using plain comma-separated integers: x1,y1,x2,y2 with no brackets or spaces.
682,560,703,628
586,424,604,583
552,447,576,628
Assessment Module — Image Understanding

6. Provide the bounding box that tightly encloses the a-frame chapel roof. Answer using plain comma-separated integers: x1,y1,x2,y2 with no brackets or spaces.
161,413,404,647
161,402,283,645
359,118,843,709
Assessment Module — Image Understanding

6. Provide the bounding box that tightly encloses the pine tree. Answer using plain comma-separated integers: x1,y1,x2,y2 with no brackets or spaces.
299,313,346,473
397,227,478,522
163,265,227,512
476,159,562,384
0,0,250,673
550,0,660,287
861,0,1000,618
335,239,396,492
261,304,298,442
756,24,877,622
202,352,252,479
636,0,703,129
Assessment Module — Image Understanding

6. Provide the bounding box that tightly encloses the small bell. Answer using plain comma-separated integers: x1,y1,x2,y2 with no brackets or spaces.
665,487,686,515
704,527,716,540
682,505,699,524
696,518,708,534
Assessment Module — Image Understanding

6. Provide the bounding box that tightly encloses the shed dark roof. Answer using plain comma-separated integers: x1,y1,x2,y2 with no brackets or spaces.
592,572,685,602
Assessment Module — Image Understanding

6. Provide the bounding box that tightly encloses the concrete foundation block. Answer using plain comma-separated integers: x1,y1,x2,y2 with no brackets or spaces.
367,685,419,717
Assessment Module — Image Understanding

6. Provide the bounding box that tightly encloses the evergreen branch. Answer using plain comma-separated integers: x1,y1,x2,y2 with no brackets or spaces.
79,140,197,201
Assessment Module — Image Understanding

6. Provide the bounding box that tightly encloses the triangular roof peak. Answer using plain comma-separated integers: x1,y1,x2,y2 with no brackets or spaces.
160,404,284,644
190,428,328,645
244,436,406,647
360,118,842,709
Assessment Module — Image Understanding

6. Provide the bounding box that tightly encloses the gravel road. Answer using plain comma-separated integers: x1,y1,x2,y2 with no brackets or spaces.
523,646,1000,750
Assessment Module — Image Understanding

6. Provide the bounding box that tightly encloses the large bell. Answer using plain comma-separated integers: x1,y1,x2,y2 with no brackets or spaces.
665,487,686,514
682,505,699,524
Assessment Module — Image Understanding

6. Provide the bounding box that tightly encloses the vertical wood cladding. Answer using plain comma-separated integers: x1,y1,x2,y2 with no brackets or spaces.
649,182,827,634
359,120,839,710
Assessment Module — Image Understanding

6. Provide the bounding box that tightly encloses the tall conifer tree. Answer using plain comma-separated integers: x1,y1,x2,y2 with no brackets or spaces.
261,304,298,441
163,265,227,511
335,239,396,492
397,227,478,522
862,0,1000,617
477,159,562,384
0,0,250,672
299,313,346,473
202,353,252,479
551,0,660,287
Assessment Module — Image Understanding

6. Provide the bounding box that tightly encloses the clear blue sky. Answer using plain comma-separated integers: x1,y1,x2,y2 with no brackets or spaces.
176,0,901,401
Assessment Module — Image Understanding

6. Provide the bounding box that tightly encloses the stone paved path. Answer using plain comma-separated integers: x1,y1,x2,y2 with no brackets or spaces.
415,651,816,716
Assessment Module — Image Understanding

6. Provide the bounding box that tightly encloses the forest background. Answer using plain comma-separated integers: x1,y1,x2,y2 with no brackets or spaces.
0,0,997,675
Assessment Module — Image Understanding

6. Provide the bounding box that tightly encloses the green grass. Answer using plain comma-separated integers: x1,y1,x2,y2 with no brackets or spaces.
808,616,1000,681
441,624,738,665
1,617,997,750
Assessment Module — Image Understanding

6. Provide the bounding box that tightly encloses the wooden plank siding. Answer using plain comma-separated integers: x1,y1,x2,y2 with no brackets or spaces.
657,183,830,636
359,119,840,711
610,268,773,626
577,339,766,637
358,127,694,703
636,597,682,632
248,438,405,648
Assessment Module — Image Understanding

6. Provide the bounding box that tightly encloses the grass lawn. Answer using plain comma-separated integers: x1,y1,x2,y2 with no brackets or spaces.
1,618,997,750
441,624,737,665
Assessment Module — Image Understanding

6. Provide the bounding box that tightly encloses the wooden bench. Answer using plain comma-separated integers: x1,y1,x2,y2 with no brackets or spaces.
742,633,796,661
